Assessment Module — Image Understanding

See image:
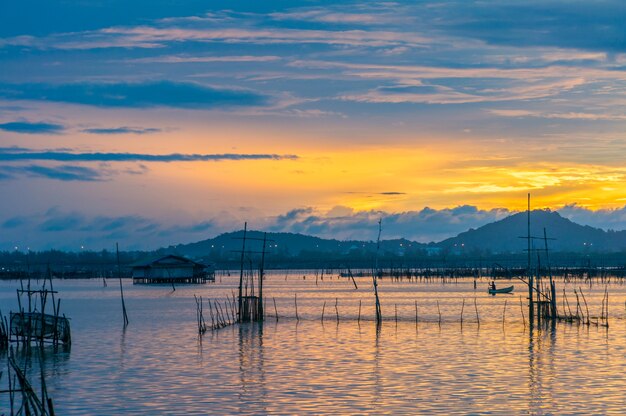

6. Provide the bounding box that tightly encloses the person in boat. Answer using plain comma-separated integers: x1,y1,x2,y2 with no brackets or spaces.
490,281,496,291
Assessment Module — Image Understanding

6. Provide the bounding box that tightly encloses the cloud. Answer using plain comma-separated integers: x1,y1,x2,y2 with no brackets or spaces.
0,121,65,134
127,55,281,64
266,205,513,242
0,208,220,250
488,109,626,121
0,81,267,109
265,204,626,242
157,220,214,237
557,204,626,231
2,216,28,229
269,9,406,25
40,212,84,232
0,165,103,181
431,1,626,53
0,148,298,163
82,127,162,135
2,23,432,50
8,203,626,251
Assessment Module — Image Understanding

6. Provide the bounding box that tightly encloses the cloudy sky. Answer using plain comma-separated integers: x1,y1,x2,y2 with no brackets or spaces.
2,0,626,250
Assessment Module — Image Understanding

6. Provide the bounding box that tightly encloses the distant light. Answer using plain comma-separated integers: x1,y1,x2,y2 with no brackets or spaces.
14,246,18,250
81,245,84,250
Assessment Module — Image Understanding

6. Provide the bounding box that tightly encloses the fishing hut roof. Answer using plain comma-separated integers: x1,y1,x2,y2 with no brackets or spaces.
131,254,207,269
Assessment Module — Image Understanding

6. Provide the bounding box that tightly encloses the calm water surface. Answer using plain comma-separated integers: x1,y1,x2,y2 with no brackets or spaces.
1,272,626,414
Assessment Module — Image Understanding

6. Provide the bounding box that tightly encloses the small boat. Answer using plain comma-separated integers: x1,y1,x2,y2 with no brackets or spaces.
488,285,514,294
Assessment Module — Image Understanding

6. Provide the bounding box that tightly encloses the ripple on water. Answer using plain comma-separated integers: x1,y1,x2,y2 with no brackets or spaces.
1,276,626,414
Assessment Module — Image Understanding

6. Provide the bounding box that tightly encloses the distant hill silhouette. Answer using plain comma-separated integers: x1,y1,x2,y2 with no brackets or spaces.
438,209,626,253
167,230,425,259
164,210,626,260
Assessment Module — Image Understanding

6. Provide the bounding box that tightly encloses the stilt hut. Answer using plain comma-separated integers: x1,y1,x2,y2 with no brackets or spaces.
131,255,213,284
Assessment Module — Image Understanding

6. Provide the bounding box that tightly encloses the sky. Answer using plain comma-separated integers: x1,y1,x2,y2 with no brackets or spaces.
2,0,626,250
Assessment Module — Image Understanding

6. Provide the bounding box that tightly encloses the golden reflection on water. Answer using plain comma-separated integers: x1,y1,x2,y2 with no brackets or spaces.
1,276,626,414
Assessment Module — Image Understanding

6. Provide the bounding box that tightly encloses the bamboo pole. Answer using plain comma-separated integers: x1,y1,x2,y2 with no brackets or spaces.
474,297,480,326
579,287,590,325
460,298,465,325
116,243,129,327
237,222,247,323
436,300,442,326
373,219,383,324
394,304,398,325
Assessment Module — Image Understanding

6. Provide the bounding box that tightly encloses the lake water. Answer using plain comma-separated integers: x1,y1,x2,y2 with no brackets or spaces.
1,272,626,414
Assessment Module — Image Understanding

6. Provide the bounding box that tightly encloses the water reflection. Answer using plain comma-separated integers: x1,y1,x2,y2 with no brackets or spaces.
238,323,267,414
1,276,626,414
371,323,382,409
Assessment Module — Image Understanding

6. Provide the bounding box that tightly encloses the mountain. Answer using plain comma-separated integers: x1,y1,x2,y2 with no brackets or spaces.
162,210,626,261
438,209,626,253
166,230,426,260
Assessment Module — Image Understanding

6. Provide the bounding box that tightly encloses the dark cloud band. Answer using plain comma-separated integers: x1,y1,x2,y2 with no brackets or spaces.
0,121,64,134
82,127,162,135
0,81,267,109
0,149,299,162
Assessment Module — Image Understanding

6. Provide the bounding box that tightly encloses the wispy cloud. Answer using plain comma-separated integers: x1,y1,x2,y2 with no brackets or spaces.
1,208,220,250
82,127,162,135
0,165,102,181
269,9,408,25
0,81,267,109
0,121,65,134
0,148,299,163
488,109,626,121
127,55,281,64
1,25,432,50
266,205,513,242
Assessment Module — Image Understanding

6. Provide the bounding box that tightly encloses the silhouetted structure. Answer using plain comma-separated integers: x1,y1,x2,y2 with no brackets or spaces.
131,254,214,284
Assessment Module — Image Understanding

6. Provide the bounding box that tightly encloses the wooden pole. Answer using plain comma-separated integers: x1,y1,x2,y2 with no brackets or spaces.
373,219,383,325
258,232,267,321
116,243,129,326
474,297,480,326
238,222,247,322
436,300,442,326
460,298,465,325
347,266,358,290
527,194,534,323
